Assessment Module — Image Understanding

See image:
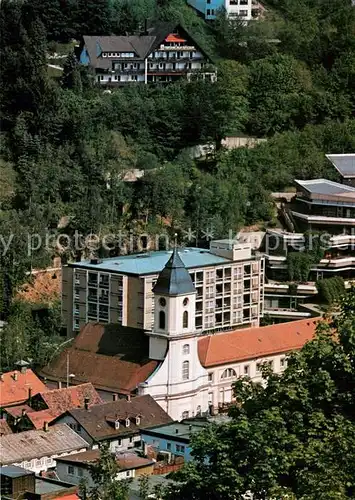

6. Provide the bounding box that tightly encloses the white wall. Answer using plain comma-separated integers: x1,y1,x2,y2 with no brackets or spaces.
207,353,288,408
53,414,141,452
12,448,88,474
56,461,136,487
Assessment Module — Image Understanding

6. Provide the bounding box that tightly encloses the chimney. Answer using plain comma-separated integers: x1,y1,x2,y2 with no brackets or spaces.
112,394,118,402
43,421,49,432
126,395,131,402
13,371,18,382
28,387,32,402
175,428,179,434
84,397,90,410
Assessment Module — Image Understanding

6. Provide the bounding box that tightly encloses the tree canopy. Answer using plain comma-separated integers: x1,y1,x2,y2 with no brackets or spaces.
164,292,355,499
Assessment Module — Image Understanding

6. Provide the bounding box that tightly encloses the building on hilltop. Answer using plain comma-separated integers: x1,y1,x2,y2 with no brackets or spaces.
263,152,355,319
79,22,216,85
187,0,263,21
62,239,264,337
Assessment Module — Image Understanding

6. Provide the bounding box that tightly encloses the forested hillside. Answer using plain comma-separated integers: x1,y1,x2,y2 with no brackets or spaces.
0,0,354,294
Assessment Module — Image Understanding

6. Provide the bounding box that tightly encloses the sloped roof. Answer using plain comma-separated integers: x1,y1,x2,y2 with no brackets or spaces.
198,318,320,367
56,448,154,471
38,383,102,414
0,419,12,436
82,22,213,70
0,369,48,407
0,424,88,465
153,248,196,296
40,324,158,394
53,394,172,441
326,153,355,178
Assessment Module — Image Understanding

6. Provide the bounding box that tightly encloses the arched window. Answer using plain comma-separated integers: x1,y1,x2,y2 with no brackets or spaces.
182,344,190,355
159,311,165,329
183,310,188,328
221,368,237,379
182,360,190,380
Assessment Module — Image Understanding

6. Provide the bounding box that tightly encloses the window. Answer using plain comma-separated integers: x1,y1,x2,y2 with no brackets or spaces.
159,311,166,329
208,372,213,382
126,471,130,477
182,361,190,380
256,363,262,373
206,8,210,15
221,368,237,379
68,465,75,475
196,405,201,415
183,310,188,328
78,468,83,477
176,444,186,453
159,297,166,307
280,357,287,369
244,365,250,375
183,297,189,306
181,411,189,420
167,442,171,450
182,344,190,355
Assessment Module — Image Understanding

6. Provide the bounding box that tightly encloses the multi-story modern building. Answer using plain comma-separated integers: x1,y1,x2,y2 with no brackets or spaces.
187,0,262,21
262,153,355,319
79,23,216,85
62,240,264,337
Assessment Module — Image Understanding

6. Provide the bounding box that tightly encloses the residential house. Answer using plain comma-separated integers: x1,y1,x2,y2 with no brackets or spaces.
0,361,48,408
1,383,102,432
51,394,172,452
0,465,80,500
187,0,262,21
61,239,264,336
326,153,355,187
56,449,155,487
0,424,89,473
80,22,216,85
141,419,210,462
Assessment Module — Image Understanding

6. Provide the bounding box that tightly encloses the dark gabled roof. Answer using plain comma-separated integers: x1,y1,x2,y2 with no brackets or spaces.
53,395,172,441
82,22,214,70
152,248,196,296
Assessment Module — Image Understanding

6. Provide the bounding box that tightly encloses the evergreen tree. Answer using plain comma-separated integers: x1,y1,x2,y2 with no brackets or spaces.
62,51,83,92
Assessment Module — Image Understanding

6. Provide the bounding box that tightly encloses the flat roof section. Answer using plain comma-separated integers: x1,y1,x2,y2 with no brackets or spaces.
71,248,231,275
295,178,355,196
326,154,355,178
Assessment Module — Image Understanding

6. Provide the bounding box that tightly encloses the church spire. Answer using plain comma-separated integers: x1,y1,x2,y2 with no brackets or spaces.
152,248,196,296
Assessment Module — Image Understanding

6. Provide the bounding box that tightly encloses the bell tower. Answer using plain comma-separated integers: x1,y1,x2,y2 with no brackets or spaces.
148,248,197,360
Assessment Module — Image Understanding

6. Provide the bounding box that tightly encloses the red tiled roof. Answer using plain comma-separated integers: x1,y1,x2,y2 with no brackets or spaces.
54,495,80,500
3,405,33,417
198,318,321,367
26,409,55,430
41,323,158,394
39,382,102,414
0,419,12,436
0,369,48,407
165,34,186,43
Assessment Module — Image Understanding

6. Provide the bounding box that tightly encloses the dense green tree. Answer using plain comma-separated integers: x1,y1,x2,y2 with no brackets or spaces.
164,294,355,499
62,51,83,92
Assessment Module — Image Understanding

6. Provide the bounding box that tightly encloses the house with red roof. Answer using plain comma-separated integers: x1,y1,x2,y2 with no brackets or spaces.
0,361,48,408
1,383,102,432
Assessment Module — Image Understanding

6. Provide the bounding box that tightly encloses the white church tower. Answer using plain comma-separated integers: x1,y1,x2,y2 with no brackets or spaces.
139,248,209,420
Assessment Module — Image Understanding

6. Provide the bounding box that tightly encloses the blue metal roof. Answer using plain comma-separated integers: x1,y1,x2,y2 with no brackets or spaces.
71,247,230,276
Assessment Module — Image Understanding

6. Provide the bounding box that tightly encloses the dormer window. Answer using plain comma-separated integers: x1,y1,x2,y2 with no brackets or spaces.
135,416,140,425
115,420,120,430
125,418,130,427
